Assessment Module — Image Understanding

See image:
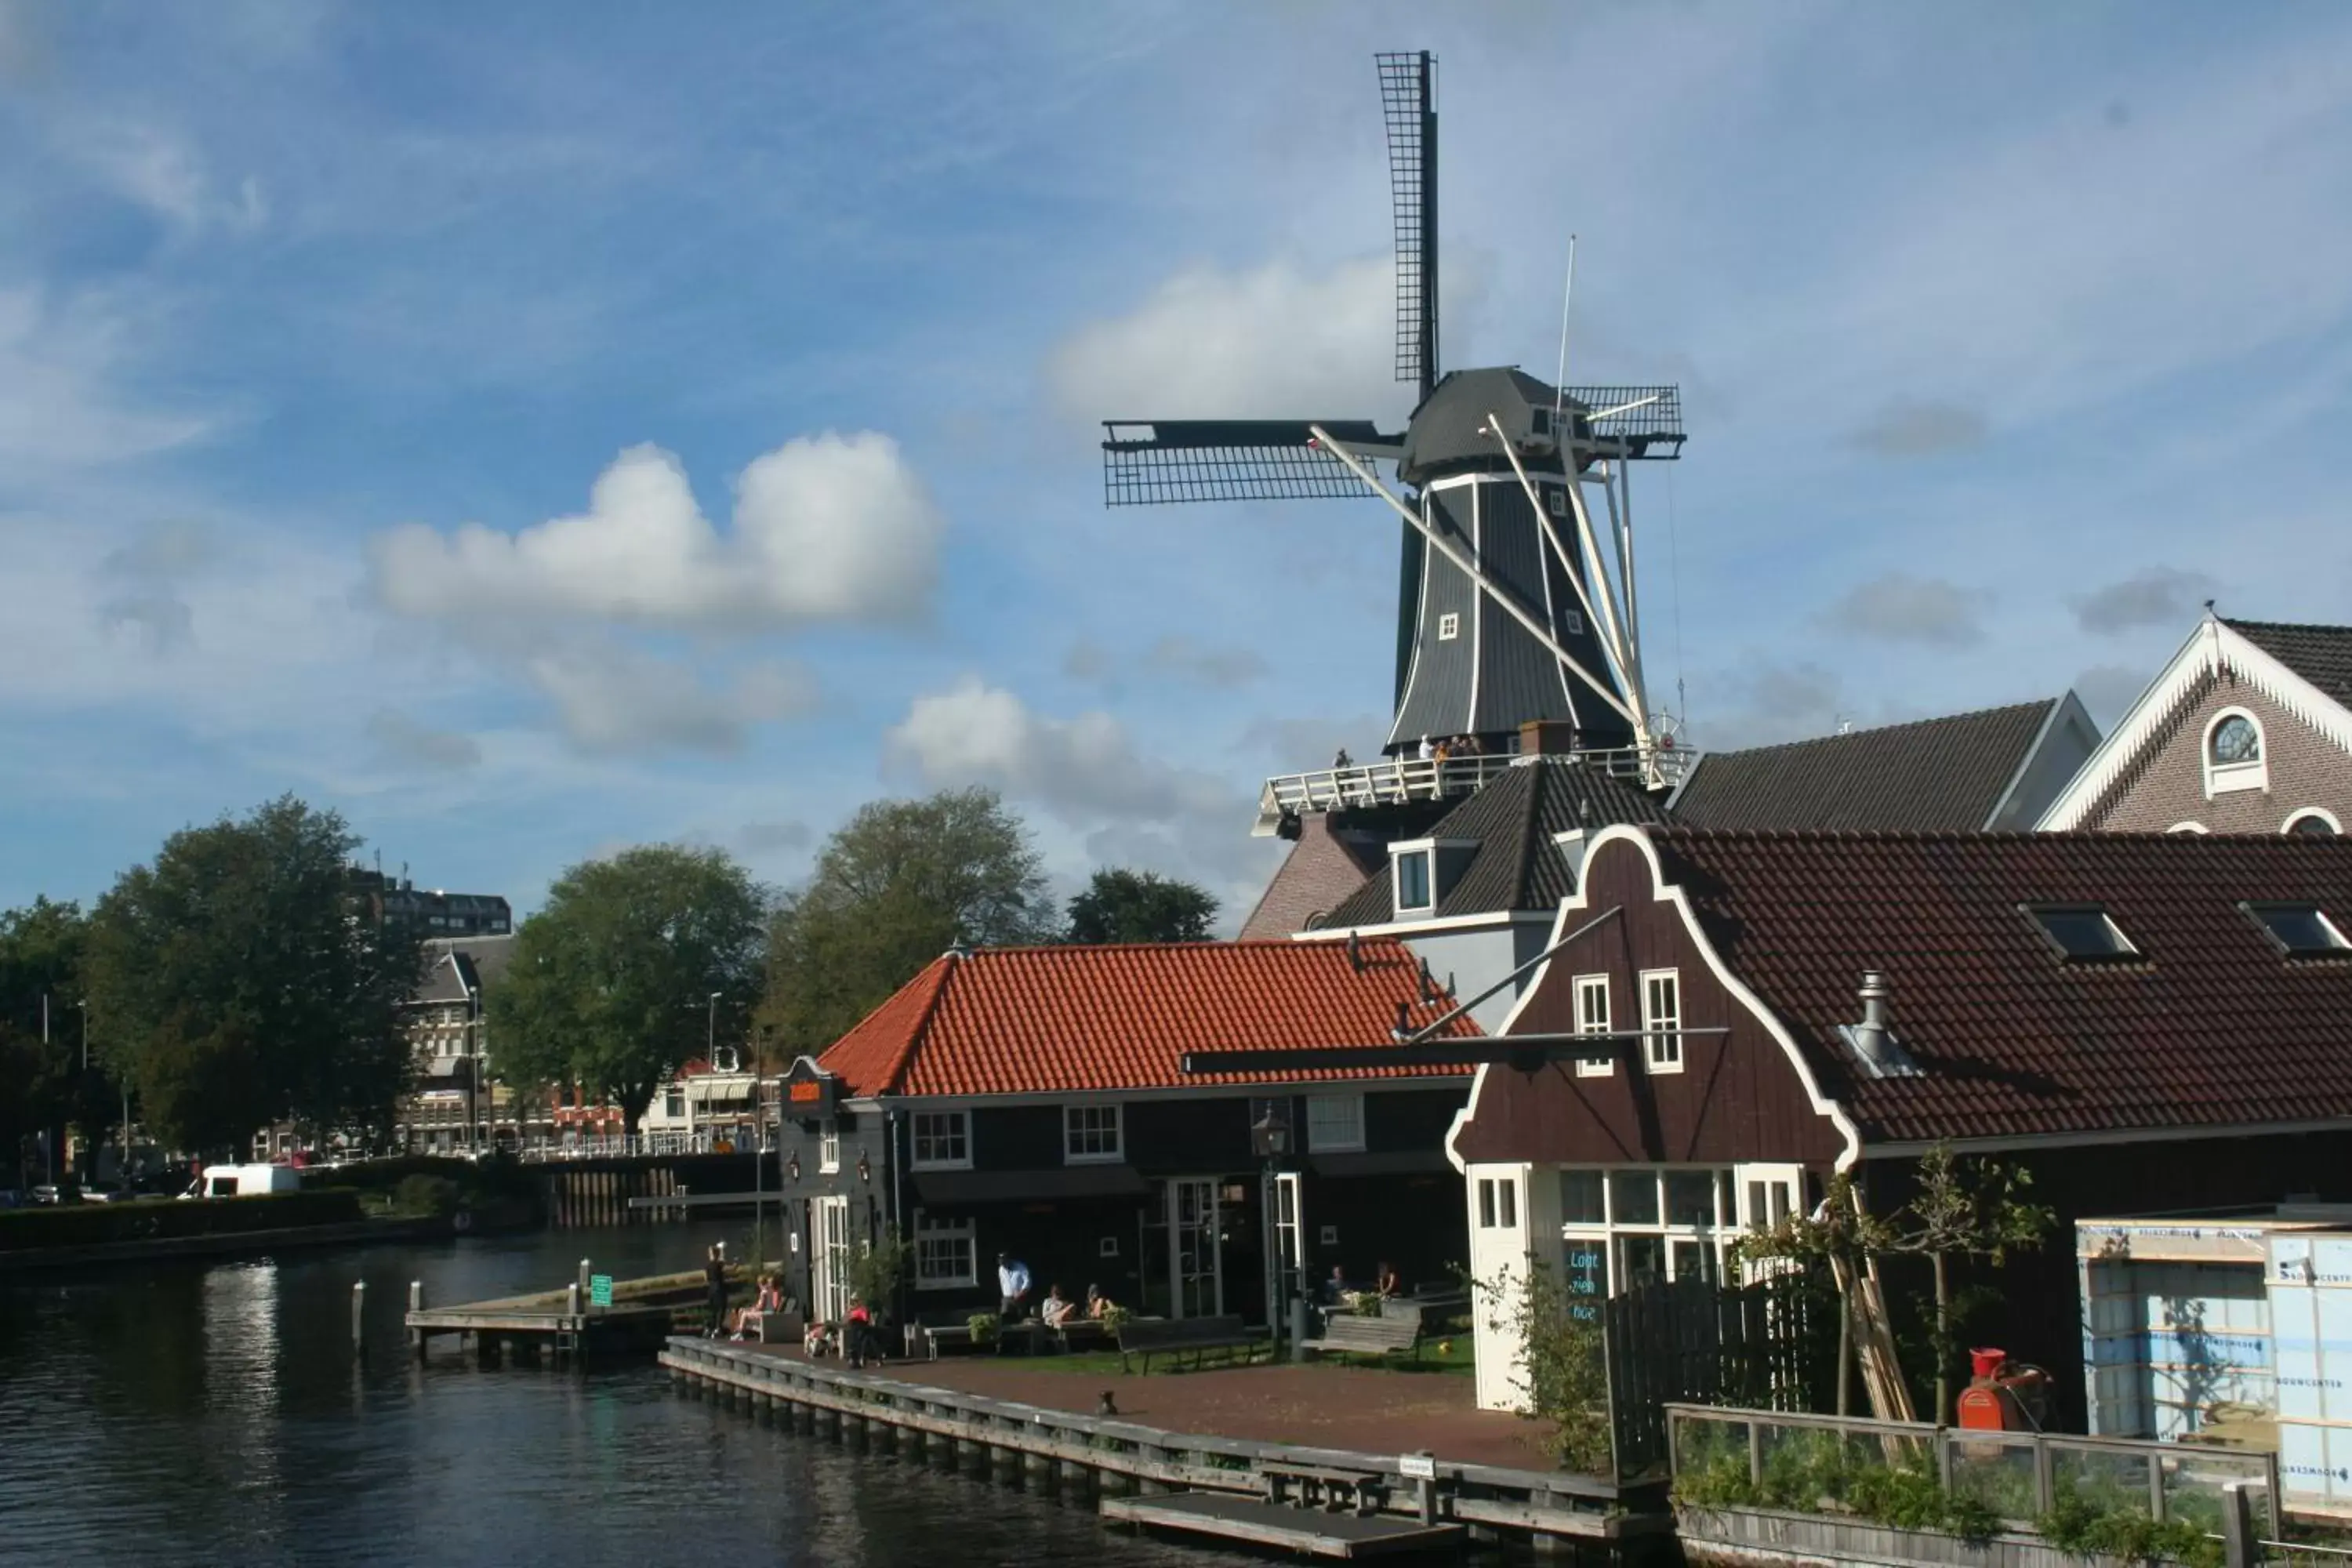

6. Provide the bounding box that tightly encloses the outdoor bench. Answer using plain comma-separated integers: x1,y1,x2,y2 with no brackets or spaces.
1260,1458,1389,1515
1300,1312,1423,1360
1114,1314,1260,1374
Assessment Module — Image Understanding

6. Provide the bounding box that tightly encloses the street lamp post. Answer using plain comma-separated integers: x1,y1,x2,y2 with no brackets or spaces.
1250,1103,1292,1359
704,991,720,1152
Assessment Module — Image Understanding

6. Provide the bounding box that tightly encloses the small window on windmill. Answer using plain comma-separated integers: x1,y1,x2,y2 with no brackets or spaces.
1564,610,1584,636
1438,612,1461,641
1548,486,1567,517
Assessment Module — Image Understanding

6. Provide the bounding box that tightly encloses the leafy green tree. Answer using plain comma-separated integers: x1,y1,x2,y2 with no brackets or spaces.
81,797,423,1155
491,845,770,1132
757,789,1054,1051
0,898,104,1182
1064,868,1218,944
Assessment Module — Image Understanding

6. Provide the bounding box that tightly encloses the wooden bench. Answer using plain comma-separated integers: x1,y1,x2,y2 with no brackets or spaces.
1261,1458,1391,1516
1300,1312,1422,1360
1115,1314,1261,1374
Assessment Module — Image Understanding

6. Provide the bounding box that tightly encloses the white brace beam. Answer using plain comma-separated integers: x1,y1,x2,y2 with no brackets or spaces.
1309,426,1640,730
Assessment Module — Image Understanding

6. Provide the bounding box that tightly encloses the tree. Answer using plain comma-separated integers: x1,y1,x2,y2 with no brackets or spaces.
81,797,423,1155
0,898,103,1183
757,789,1054,1052
491,844,770,1134
1064,868,1218,944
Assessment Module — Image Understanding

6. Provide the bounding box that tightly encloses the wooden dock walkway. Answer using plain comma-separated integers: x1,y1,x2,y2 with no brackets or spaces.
660,1337,1671,1555
1102,1494,1465,1559
402,1260,760,1367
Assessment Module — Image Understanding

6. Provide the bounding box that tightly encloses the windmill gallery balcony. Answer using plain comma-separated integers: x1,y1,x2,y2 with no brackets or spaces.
1254,746,1689,837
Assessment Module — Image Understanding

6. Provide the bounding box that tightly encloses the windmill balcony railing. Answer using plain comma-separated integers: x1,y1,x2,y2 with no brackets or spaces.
1254,746,1689,833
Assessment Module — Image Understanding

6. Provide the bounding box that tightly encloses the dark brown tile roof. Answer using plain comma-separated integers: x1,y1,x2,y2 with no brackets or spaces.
1323,759,1672,926
1670,700,2058,832
1650,829,2352,1145
2227,619,2352,706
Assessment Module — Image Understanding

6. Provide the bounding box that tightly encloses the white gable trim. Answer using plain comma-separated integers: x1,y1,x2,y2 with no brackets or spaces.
1444,824,1864,1175
2039,619,2352,830
1983,694,2089,829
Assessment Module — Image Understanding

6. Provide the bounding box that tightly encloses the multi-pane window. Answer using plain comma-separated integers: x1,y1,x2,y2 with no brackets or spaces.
1559,1165,1744,1301
1573,975,1613,1076
1064,1103,1123,1163
913,1213,977,1290
1476,1176,1519,1229
819,1119,840,1173
911,1109,971,1169
1305,1093,1366,1152
1642,969,1682,1073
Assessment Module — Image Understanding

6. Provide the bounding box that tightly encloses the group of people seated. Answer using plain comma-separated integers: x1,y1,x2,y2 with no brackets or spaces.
1036,1282,1116,1328
800,1293,882,1367
1321,1261,1403,1308
726,1273,786,1341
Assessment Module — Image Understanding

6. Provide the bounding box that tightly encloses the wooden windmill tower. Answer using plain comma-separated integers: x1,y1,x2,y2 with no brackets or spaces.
1101,53,1690,835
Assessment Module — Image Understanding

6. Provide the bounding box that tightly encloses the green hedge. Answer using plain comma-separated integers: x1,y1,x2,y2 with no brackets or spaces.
0,1190,365,1252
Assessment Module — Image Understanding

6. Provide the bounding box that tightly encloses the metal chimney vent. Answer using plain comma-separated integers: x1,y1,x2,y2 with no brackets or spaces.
1838,969,1918,1078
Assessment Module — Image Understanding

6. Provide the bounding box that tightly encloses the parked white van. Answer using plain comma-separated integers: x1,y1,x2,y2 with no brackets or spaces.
184,1164,303,1199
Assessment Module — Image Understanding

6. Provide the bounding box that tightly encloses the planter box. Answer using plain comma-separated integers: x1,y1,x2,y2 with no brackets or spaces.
1678,1504,2151,1568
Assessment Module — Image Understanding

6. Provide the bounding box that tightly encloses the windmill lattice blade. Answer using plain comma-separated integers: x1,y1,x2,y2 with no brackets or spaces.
1565,384,1687,458
1377,52,1435,392
1101,420,1391,506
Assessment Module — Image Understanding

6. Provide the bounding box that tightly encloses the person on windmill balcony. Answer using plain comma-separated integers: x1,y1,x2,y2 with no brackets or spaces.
1416,735,1435,763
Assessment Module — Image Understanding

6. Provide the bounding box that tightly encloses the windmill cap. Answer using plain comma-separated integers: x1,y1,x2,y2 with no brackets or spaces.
1399,368,1584,485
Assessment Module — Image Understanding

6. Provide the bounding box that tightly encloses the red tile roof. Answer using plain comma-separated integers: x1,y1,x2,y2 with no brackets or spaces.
1651,829,2352,1145
816,939,1481,1098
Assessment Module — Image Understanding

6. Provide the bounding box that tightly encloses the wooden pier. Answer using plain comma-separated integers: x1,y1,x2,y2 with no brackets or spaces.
660,1337,1670,1555
402,1261,742,1367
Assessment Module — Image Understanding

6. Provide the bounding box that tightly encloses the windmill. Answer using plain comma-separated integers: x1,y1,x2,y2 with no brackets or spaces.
1102,52,1687,804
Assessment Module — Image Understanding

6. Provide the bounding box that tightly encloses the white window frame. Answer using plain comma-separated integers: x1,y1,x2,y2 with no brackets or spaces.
909,1109,971,1171
2167,821,2209,834
818,1118,840,1174
913,1211,977,1290
2203,707,2268,798
1305,1092,1366,1153
2285,808,2343,837
1477,1175,1519,1229
1558,1163,1733,1301
1640,968,1683,1075
1573,974,1614,1076
1392,847,1434,913
1063,1102,1123,1164
1437,612,1461,641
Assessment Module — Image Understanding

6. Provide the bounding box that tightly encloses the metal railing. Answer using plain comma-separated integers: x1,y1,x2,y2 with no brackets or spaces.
1666,1402,2278,1542
1254,748,1690,834
519,1129,773,1162
2266,1543,2352,1565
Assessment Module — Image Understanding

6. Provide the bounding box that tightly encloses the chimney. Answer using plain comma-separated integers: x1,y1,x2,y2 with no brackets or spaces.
1418,956,1436,1006
1519,718,1578,757
1392,1000,1411,1041
1346,930,1363,973
1851,971,1894,1069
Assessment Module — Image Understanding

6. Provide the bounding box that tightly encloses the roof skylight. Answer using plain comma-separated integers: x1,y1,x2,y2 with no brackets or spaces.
2024,905,2140,961
2242,903,2352,957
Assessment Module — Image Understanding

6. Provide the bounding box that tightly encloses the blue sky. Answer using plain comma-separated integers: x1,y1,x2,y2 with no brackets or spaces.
4,0,2350,926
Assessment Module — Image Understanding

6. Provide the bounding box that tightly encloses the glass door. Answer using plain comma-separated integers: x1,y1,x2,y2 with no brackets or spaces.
1166,1178,1223,1319
1273,1172,1305,1310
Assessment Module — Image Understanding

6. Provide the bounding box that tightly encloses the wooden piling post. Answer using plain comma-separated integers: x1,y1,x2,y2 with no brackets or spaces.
351,1280,366,1359
408,1279,426,1359
577,1258,592,1304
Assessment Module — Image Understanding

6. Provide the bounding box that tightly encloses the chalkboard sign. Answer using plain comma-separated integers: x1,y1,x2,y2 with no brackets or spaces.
589,1273,613,1308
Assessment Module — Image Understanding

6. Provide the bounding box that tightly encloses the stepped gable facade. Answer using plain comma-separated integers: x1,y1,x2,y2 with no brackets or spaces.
772,938,1480,1330
1668,695,2100,833
2041,615,2352,837
1446,824,2352,1419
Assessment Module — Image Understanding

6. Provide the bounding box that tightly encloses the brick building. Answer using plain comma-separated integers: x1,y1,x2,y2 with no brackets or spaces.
2041,615,2352,836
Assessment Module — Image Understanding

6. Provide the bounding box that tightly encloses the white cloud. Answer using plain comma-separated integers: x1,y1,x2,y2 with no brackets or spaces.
368,432,945,632
2069,566,2218,636
1046,256,1402,423
0,288,209,470
882,676,1278,918
524,643,818,757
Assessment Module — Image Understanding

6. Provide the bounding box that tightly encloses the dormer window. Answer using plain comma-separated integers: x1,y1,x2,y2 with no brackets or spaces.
2024,904,2140,962
2242,902,2352,957
2204,709,2268,797
1388,838,1476,920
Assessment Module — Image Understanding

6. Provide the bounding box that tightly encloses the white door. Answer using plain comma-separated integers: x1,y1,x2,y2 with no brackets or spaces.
814,1196,851,1323
1167,1178,1223,1319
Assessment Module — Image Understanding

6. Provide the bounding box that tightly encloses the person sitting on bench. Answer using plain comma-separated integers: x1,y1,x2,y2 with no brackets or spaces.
1375,1261,1402,1298
1040,1284,1076,1327
1320,1264,1353,1306
1084,1283,1115,1320
729,1274,783,1340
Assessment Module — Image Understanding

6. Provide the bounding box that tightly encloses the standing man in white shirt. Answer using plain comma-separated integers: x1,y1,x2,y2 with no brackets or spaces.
996,1251,1031,1322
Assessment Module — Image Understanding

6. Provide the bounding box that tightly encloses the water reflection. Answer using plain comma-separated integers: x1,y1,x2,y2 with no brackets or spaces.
0,1226,1264,1567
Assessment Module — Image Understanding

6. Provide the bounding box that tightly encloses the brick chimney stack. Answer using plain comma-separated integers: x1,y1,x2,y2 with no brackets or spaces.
1519,719,1577,757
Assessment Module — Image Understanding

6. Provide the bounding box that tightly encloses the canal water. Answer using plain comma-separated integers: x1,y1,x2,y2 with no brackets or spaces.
0,1222,1266,1567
